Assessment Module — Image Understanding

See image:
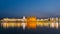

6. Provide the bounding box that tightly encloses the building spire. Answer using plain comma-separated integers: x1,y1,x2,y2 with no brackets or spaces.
23,16,25,19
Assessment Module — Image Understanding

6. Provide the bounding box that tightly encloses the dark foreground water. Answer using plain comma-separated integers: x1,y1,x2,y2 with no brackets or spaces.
0,27,59,34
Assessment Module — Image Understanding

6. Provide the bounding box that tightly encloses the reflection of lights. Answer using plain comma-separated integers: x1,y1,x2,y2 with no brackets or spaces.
37,22,49,27
37,22,44,27
55,23,58,29
37,22,58,29
26,16,37,29
21,23,26,30
16,23,21,27
1,17,59,30
43,23,49,27
1,23,21,28
59,23,60,26
1,23,9,28
1,22,59,29
27,23,37,29
51,23,54,28
50,22,58,29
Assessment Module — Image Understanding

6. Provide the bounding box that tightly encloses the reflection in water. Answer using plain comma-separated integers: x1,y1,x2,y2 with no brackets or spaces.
1,22,59,29
21,23,27,30
50,23,58,29
1,23,21,28
37,22,59,29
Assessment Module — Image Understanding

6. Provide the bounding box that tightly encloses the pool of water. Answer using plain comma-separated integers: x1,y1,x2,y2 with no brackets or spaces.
0,26,59,34
0,22,59,34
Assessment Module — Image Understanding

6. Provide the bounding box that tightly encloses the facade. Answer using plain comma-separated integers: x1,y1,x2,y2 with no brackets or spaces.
37,18,49,22
58,18,60,22
26,16,37,28
1,16,27,23
49,17,58,22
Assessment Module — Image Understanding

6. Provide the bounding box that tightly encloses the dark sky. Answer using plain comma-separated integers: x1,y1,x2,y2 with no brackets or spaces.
0,0,60,18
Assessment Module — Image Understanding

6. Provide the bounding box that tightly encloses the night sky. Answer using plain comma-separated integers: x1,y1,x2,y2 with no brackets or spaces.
0,0,60,18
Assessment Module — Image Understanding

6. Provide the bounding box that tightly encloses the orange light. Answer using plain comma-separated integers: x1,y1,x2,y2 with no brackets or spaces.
26,16,37,29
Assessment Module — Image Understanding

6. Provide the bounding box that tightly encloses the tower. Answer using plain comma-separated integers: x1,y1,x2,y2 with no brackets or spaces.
23,16,25,19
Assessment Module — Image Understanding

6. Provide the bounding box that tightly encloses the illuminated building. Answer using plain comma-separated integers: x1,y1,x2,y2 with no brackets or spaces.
1,16,27,28
58,18,60,22
37,18,49,27
26,16,37,29
37,18,49,22
1,16,27,23
0,16,59,29
49,17,58,22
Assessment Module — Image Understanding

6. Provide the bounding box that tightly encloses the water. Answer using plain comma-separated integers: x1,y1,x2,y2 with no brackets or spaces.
0,27,59,34
0,22,59,34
